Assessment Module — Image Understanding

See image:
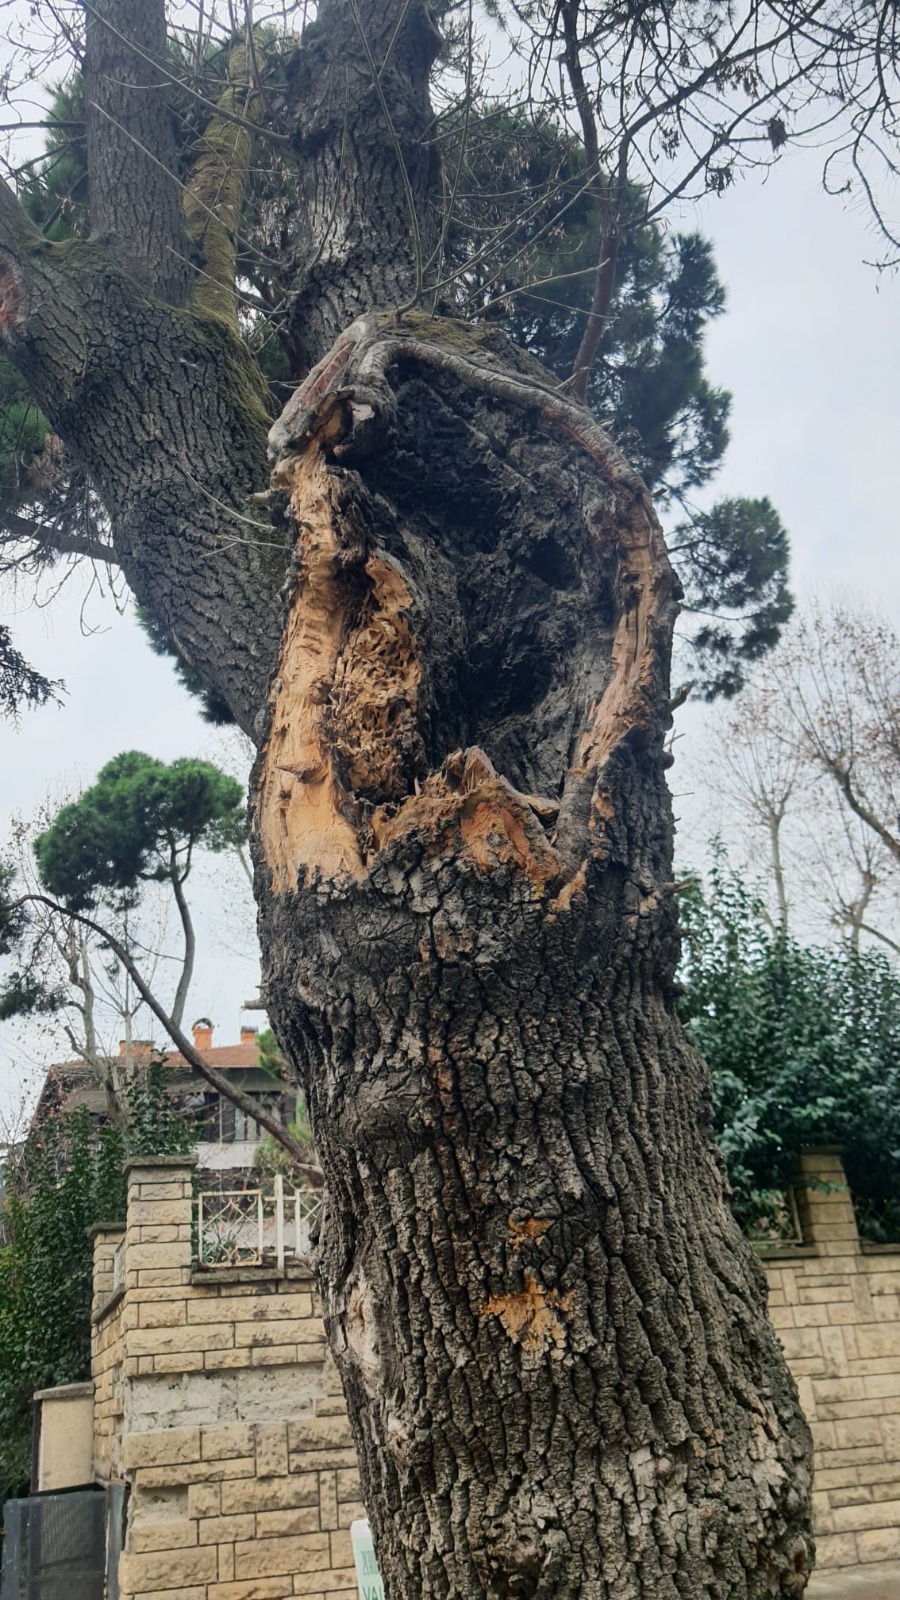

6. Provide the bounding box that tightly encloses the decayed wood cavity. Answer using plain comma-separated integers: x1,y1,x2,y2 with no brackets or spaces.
256,444,420,891
259,319,677,898
372,746,562,895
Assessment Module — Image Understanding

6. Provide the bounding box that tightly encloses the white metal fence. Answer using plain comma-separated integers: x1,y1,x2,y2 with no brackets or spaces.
195,1176,322,1270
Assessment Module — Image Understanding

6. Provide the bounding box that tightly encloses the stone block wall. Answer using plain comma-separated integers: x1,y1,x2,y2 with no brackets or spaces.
91,1221,128,1486
763,1148,900,1571
91,1150,900,1589
90,1157,365,1600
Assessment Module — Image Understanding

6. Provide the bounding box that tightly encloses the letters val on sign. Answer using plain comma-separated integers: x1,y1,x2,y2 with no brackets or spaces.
351,1518,386,1600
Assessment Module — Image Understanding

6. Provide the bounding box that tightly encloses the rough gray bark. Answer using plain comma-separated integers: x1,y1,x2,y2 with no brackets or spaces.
0,0,815,1591
252,316,813,1599
83,0,192,302
0,189,281,736
286,0,442,370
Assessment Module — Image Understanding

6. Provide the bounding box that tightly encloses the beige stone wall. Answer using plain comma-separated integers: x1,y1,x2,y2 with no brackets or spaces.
91,1158,364,1600
763,1148,900,1571
95,1150,900,1590
91,1222,127,1484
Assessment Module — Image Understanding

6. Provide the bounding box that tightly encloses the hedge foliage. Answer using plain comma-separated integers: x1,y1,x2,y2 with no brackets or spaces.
679,856,900,1241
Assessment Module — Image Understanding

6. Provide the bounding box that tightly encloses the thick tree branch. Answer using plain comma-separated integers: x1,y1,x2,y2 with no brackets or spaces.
82,0,193,302
0,188,281,734
16,893,316,1169
286,0,442,367
183,41,261,330
0,508,118,566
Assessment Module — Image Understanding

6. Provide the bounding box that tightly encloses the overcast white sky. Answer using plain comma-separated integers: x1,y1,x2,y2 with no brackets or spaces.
0,132,897,1121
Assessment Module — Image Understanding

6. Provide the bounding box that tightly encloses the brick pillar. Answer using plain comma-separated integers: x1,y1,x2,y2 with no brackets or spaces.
794,1146,860,1256
123,1154,197,1293
90,1222,125,1318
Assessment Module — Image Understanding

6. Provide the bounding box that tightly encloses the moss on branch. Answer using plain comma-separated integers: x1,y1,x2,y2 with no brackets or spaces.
183,40,261,331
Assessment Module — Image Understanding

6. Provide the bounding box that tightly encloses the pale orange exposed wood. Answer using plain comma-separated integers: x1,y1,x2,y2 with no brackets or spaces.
482,1272,573,1361
372,748,561,895
256,430,423,893
256,448,365,889
572,511,658,777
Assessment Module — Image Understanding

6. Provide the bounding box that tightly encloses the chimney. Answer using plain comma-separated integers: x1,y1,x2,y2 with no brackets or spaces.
192,1017,214,1052
240,1025,258,1046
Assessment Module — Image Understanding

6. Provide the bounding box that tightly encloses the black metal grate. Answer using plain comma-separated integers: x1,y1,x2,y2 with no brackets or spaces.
1,1490,106,1600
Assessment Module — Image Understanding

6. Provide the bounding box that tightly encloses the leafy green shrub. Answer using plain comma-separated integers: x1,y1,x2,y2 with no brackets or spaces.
678,854,900,1241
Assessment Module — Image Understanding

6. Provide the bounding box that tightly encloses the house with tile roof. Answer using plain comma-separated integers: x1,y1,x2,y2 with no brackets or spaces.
30,1017,298,1174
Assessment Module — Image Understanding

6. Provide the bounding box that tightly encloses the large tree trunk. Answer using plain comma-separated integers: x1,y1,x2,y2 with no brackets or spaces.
0,0,813,1591
249,316,813,1599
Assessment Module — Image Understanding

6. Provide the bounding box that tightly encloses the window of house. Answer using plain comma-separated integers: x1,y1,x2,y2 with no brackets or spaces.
202,1092,281,1143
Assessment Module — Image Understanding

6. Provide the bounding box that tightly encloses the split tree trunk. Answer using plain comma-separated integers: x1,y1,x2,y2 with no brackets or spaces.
252,315,813,1599
0,0,814,1589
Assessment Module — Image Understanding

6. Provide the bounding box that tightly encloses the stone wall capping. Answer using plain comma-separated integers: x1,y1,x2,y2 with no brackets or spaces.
92,1287,126,1326
191,1265,287,1286
33,1380,94,1401
123,1153,198,1174
754,1244,821,1260
189,1264,317,1286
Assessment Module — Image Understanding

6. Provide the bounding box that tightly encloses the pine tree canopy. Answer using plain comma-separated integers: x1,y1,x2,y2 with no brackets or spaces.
33,751,246,910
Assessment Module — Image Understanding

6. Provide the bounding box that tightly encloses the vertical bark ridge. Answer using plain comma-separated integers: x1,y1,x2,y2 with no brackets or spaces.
254,316,813,1600
83,0,193,303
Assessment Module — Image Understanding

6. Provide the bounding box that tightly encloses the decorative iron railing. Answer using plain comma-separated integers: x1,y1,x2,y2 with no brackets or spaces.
195,1176,321,1270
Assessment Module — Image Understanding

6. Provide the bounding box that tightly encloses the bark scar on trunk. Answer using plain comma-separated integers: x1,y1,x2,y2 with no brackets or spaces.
482,1272,574,1364
259,314,679,902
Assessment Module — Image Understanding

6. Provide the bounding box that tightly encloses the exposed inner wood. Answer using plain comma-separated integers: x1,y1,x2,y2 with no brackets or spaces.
371,748,562,895
573,503,659,780
258,332,672,899
257,437,423,892
256,448,364,888
481,1272,574,1362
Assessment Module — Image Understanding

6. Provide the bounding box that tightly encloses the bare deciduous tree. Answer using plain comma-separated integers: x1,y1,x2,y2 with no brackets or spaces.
696,603,900,952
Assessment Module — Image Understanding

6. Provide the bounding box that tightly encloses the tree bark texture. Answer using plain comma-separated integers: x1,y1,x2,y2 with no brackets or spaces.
0,215,281,736
83,0,193,302
253,315,813,1599
0,0,815,1588
285,0,442,371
